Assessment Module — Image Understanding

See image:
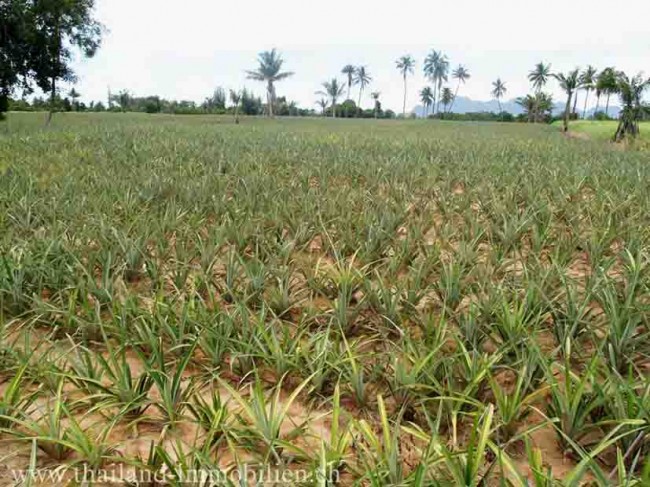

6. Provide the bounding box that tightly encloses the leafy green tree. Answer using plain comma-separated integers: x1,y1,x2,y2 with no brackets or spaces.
338,99,358,118
419,86,433,117
240,88,262,115
0,0,33,120
110,89,131,112
553,68,581,132
596,67,618,117
67,87,80,111
354,65,371,109
579,66,597,119
142,95,161,113
91,100,104,111
316,78,345,118
246,49,293,117
449,64,470,112
28,0,103,124
491,78,507,114
202,87,226,112
613,72,650,141
395,55,415,117
528,62,551,122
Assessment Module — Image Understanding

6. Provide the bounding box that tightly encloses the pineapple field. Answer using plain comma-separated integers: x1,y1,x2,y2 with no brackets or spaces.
0,113,649,485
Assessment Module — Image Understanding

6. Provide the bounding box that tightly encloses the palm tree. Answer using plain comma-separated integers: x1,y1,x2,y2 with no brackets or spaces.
579,66,597,119
597,67,618,117
424,50,448,115
396,55,416,117
528,62,552,122
423,50,439,114
613,72,650,141
354,66,372,109
553,68,581,132
516,95,536,123
529,62,552,92
594,85,602,115
419,86,434,117
449,65,470,112
341,64,355,117
433,53,450,115
371,91,381,119
229,89,241,124
315,98,328,116
246,49,293,117
316,78,345,118
516,92,553,123
491,78,507,114
287,100,298,116
440,87,454,116
341,65,355,101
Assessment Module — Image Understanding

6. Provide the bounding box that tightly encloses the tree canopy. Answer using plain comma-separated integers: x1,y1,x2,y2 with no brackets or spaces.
0,0,103,121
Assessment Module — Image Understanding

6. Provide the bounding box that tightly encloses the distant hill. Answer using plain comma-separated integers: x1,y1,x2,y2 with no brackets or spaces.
412,96,620,118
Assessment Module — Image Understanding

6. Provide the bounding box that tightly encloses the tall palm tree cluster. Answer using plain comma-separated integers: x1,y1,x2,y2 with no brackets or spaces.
418,51,470,118
315,64,374,118
244,49,648,139
522,63,649,139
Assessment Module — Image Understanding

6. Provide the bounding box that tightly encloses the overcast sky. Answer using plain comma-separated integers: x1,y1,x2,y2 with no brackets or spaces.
72,0,649,112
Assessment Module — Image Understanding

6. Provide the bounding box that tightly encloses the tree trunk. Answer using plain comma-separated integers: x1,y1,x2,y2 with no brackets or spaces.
563,92,572,132
432,89,437,117
332,99,336,118
357,87,362,113
47,15,61,126
47,76,56,125
267,82,274,118
265,90,269,117
346,83,351,117
614,115,639,142
402,75,407,117
582,89,590,119
0,91,8,120
605,93,610,117
595,94,600,115
497,99,502,120
449,81,460,113
234,103,240,124
532,90,540,123
572,91,579,116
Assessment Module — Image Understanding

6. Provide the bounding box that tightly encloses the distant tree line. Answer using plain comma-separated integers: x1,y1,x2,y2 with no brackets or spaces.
5,87,322,117
426,111,516,122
